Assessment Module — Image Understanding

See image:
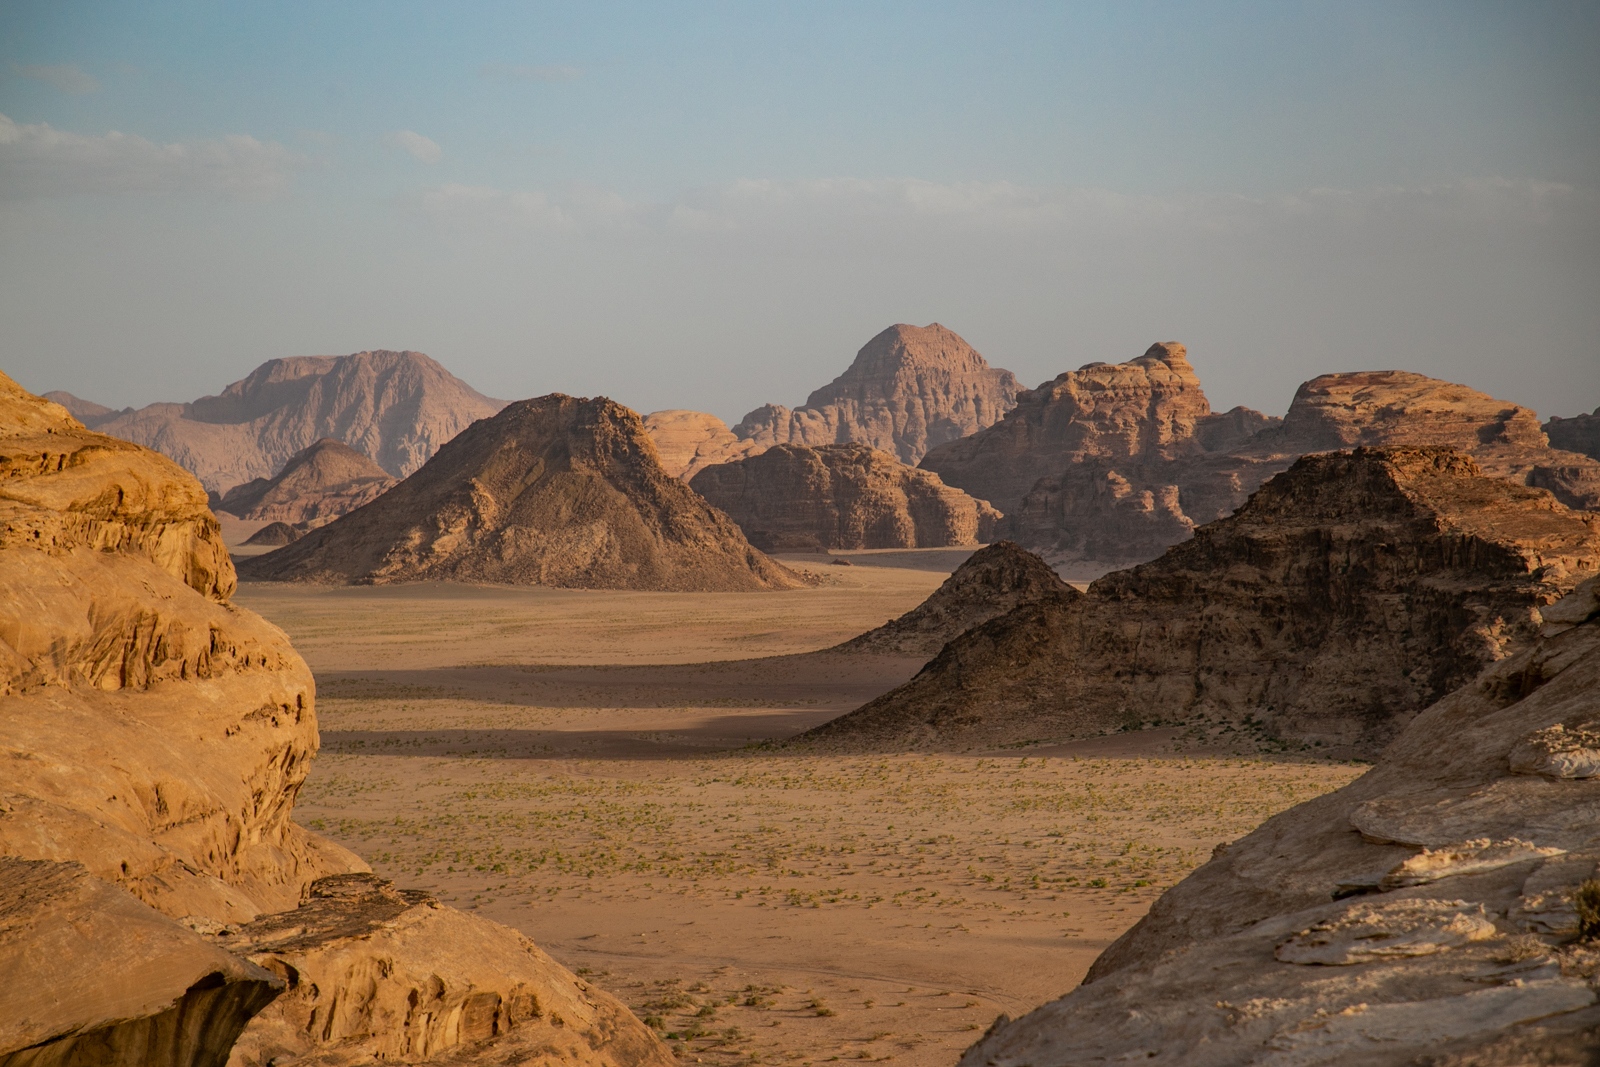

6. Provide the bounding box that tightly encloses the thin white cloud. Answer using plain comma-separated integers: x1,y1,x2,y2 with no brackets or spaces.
479,62,581,83
385,129,442,164
0,112,299,198
12,62,100,95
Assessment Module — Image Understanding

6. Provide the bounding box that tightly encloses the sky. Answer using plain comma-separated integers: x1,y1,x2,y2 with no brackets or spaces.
1,1,1597,424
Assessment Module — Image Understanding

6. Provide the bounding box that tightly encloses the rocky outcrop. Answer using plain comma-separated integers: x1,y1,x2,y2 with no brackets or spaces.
802,449,1600,755
835,542,1072,657
0,374,672,1066
217,439,395,526
93,351,504,494
0,857,282,1067
240,394,802,591
642,409,760,480
243,522,304,548
690,442,1001,552
733,324,1021,465
1547,407,1600,462
960,578,1600,1067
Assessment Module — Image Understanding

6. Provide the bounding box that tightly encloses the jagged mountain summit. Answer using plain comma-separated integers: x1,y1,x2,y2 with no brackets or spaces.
240,393,802,591
835,541,1073,657
643,408,761,480
217,437,396,526
88,350,505,494
733,323,1021,465
689,442,1001,552
962,577,1600,1066
802,448,1600,755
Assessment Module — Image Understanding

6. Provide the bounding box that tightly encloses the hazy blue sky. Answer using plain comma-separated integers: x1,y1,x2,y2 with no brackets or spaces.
2,1,1596,422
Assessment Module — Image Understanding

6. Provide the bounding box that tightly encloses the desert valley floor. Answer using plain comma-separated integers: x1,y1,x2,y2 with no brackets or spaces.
229,530,1366,1067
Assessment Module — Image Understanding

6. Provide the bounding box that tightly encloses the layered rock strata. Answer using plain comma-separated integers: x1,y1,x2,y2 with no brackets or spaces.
92,350,504,494
802,449,1600,754
642,409,760,480
217,438,395,526
960,578,1600,1066
733,323,1021,465
690,442,1001,552
835,541,1072,657
241,394,802,590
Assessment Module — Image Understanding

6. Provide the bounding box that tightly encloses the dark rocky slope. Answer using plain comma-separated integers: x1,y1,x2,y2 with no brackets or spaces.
218,438,395,526
802,449,1600,755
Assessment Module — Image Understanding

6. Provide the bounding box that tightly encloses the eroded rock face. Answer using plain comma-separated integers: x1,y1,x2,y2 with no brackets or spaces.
243,522,304,548
835,541,1074,657
733,324,1021,465
803,449,1600,754
240,394,802,591
690,443,1000,552
1547,407,1600,462
217,439,395,526
959,579,1600,1067
93,351,505,494
642,409,761,480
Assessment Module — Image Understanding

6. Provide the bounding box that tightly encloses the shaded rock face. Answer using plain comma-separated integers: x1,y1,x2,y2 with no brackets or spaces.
243,521,303,547
690,442,1001,552
0,857,282,1067
803,449,1600,755
733,323,1021,465
642,409,761,481
960,580,1600,1067
1547,407,1600,462
240,394,802,591
217,438,395,526
93,351,504,494
836,542,1073,657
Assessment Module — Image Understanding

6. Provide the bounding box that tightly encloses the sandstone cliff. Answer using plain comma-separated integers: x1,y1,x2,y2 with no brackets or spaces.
92,350,505,494
0,374,672,1066
733,323,1021,465
690,442,1001,552
240,394,802,591
802,449,1600,755
961,577,1600,1066
642,408,761,480
217,438,396,526
1547,406,1600,462
835,541,1072,657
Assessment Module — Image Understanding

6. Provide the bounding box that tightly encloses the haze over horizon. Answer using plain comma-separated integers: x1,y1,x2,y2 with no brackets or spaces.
2,1,1596,424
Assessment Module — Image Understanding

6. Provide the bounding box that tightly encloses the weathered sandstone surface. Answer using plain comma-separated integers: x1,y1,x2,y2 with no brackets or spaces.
733,323,1021,465
642,409,760,480
803,449,1600,755
1547,406,1600,462
0,374,671,1065
92,351,504,494
960,578,1600,1067
835,542,1072,657
217,438,396,526
241,394,801,591
690,442,1001,552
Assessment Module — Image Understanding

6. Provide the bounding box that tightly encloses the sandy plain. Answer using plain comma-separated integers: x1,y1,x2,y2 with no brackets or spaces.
234,547,1365,1067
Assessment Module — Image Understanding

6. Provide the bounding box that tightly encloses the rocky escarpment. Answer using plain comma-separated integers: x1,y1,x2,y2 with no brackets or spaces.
643,409,760,480
241,394,802,591
961,579,1600,1067
217,438,396,526
802,449,1600,755
690,442,1001,552
91,350,504,494
0,374,672,1066
835,542,1072,657
733,323,1021,465
1547,406,1600,461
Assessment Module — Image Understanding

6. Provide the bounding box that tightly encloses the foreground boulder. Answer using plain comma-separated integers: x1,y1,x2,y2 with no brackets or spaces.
803,449,1600,755
834,541,1072,657
733,323,1021,465
961,578,1600,1066
217,438,395,526
642,409,760,480
690,442,1001,551
240,393,802,590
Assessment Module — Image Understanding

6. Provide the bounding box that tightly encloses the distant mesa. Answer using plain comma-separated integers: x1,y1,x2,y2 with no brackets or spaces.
1545,405,1600,462
733,323,1021,465
240,393,803,591
244,520,305,547
802,447,1600,755
218,437,396,526
836,541,1072,657
643,409,761,480
83,350,505,495
40,389,130,428
690,442,1001,552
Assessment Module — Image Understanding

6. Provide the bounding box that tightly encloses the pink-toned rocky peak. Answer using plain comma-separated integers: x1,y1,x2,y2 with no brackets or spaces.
217,437,396,526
